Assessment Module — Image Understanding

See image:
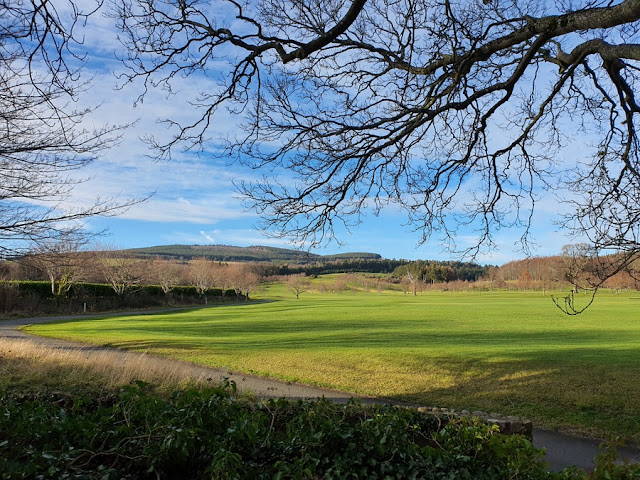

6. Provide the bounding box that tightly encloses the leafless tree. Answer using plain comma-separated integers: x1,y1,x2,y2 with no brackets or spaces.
400,275,411,296
517,269,532,290
211,263,234,297
22,234,87,297
1,0,136,259
554,241,640,313
554,242,604,313
404,271,421,296
188,258,217,303
97,250,143,303
0,260,13,280
286,275,311,300
114,0,640,272
560,243,593,293
147,259,185,302
229,263,261,300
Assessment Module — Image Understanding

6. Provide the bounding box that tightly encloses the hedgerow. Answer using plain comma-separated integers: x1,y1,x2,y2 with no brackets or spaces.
0,381,637,479
0,281,239,316
1,281,236,300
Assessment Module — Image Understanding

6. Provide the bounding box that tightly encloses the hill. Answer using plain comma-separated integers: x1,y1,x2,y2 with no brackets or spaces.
123,244,382,263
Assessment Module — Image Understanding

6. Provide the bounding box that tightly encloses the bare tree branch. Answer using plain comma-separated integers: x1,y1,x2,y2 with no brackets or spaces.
114,0,640,280
1,0,141,258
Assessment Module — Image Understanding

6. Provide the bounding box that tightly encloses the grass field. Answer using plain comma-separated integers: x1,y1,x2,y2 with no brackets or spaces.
23,282,640,442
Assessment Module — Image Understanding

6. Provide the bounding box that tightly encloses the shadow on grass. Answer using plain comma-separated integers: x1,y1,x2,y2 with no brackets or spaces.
103,333,640,433
382,352,640,443
97,325,639,364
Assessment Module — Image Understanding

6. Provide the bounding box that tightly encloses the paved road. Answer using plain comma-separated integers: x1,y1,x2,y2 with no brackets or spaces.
533,429,640,472
2,310,639,472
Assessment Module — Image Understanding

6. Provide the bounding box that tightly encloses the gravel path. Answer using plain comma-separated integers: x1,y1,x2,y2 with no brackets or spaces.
2,309,639,471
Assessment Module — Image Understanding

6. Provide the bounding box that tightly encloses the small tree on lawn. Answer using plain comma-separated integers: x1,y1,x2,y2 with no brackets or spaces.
561,244,592,294
405,272,420,296
287,275,311,300
400,276,411,296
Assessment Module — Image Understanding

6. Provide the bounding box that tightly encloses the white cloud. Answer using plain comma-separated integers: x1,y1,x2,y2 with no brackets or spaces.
158,228,289,248
199,230,215,243
119,194,254,224
198,229,291,248
53,59,264,224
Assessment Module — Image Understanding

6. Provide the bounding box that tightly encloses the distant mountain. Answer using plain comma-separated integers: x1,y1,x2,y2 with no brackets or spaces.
123,244,382,263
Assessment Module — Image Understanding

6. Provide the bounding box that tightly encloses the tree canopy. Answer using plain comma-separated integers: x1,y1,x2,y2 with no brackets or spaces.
114,0,640,278
0,0,135,259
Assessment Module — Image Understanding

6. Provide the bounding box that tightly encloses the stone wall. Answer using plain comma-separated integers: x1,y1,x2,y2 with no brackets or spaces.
414,405,533,439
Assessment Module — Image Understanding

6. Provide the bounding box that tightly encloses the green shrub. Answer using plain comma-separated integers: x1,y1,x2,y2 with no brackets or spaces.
70,282,118,298
11,280,55,298
3,381,623,480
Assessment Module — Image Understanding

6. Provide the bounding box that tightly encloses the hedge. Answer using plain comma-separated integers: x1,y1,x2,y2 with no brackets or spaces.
0,381,598,480
1,281,235,299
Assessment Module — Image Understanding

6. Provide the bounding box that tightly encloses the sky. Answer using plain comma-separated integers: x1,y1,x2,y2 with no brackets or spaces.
52,2,585,266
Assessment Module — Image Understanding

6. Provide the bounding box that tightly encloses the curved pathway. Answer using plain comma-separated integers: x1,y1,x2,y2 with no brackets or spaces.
0,309,364,403
2,310,639,472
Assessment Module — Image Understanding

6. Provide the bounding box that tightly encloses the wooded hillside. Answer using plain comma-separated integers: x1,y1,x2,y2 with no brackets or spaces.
124,244,382,263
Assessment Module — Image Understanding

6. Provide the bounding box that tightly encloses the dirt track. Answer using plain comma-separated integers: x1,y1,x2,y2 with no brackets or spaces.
2,309,639,471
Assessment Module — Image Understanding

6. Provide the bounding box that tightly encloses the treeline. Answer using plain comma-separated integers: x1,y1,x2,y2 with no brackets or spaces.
0,253,262,317
0,281,238,316
256,258,406,276
494,253,640,292
389,252,639,293
391,260,491,283
255,258,489,278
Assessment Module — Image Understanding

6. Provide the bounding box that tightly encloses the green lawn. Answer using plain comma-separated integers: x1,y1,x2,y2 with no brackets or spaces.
23,283,640,442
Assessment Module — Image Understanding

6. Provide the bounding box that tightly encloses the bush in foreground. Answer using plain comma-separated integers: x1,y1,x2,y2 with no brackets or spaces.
1,381,638,479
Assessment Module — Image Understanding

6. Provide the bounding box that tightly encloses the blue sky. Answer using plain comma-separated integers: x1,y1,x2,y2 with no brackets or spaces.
58,3,582,265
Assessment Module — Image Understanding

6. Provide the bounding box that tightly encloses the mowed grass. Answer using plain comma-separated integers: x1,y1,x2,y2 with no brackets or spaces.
23,284,640,442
